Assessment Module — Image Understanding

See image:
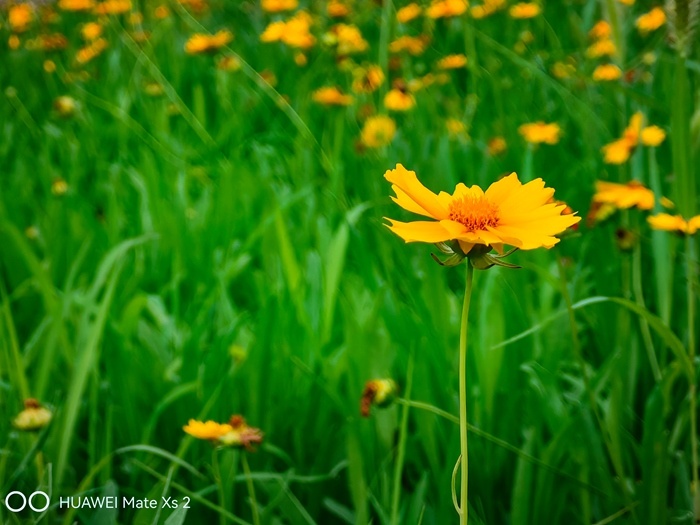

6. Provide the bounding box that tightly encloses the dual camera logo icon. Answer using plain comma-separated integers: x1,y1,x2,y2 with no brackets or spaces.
4,491,50,513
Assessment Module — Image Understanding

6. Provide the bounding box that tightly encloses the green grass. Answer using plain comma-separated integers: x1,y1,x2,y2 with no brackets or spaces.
1,0,699,523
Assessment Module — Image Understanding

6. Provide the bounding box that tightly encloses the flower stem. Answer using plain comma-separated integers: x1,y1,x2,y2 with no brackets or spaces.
241,452,260,525
686,235,698,513
391,351,414,525
458,261,475,524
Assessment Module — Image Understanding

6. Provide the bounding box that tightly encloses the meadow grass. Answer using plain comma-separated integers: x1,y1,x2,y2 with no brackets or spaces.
1,0,699,523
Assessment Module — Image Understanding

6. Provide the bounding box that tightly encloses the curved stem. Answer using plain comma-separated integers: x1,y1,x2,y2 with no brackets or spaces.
458,262,475,524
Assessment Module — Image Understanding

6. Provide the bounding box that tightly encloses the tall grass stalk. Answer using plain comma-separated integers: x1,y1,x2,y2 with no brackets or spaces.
458,262,475,525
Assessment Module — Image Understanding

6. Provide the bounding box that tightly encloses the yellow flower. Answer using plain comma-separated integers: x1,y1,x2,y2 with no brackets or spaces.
185,30,233,54
352,64,384,93
426,0,468,19
437,54,468,69
592,63,622,81
261,0,297,12
218,415,264,450
384,89,416,111
618,0,634,5
601,139,632,164
51,177,69,195
471,0,505,18
183,419,234,440
640,125,665,146
397,3,422,23
593,180,654,210
648,214,700,235
9,4,33,33
589,20,612,40
389,35,429,55
217,55,241,71
76,37,108,64
551,61,576,79
8,35,21,50
93,0,132,15
82,22,103,41
154,4,170,18
487,136,507,155
328,0,351,17
13,399,52,431
332,24,368,54
384,164,580,255
312,86,353,106
509,2,540,19
360,379,398,417
636,7,665,34
360,115,396,148
446,118,467,137
261,12,314,49
518,121,561,144
58,0,95,11
44,60,56,73
586,38,616,58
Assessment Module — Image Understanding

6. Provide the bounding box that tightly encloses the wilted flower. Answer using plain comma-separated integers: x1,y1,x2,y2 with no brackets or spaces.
360,115,396,148
518,121,561,144
592,180,654,210
426,0,468,19
185,30,233,54
312,86,353,106
592,63,622,81
397,3,422,22
384,164,580,260
13,399,52,431
509,2,540,19
360,379,398,417
648,214,700,235
219,415,264,451
636,7,666,35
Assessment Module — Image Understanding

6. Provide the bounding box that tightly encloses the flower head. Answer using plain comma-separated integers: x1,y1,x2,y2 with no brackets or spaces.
361,116,396,148
312,86,353,106
384,164,580,259
426,0,468,19
518,121,561,144
261,0,297,12
219,415,264,450
384,88,415,111
636,7,665,35
185,30,233,54
360,379,398,417
592,180,654,210
640,125,666,146
648,214,700,235
9,4,33,33
183,419,233,440
589,20,612,40
58,0,95,11
437,54,468,69
397,3,422,23
592,63,622,82
13,399,52,431
509,2,540,19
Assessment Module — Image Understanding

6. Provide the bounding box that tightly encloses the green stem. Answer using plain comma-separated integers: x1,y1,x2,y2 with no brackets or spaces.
458,262,475,524
686,235,698,508
391,352,414,525
241,453,260,525
213,449,226,525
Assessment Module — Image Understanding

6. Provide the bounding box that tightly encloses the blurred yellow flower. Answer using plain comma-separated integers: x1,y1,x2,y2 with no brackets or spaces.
312,86,353,106
261,12,314,49
551,61,576,79
471,0,505,19
352,64,384,93
94,0,132,14
593,180,654,210
217,55,241,71
360,379,398,417
389,35,429,55
8,35,21,50
13,399,52,431
601,112,644,164
384,164,580,254
592,63,622,81
426,0,468,19
640,125,665,146
589,20,612,40
487,136,507,155
636,7,665,35
183,419,233,440
44,60,57,73
332,24,368,54
58,0,96,11
154,4,170,18
261,0,297,12
9,4,33,32
509,2,540,19
82,22,103,41
648,214,700,235
618,0,634,5
586,38,616,58
384,89,416,111
437,54,468,69
328,0,350,17
397,3,422,23
185,30,233,54
446,118,467,138
51,177,69,194
218,415,264,450
360,115,396,148
518,121,561,144
76,38,108,64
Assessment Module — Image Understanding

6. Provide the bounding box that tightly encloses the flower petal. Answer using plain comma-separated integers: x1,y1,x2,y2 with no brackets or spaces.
385,164,449,219
384,218,453,243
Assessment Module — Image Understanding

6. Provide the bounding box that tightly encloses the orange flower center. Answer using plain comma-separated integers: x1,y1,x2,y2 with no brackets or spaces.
448,195,500,231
